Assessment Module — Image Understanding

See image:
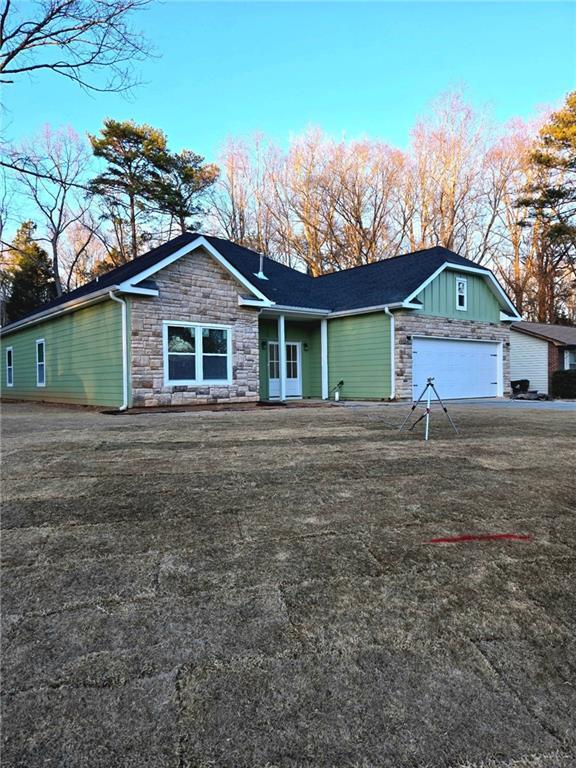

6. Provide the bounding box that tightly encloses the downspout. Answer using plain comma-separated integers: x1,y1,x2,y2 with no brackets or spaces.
384,306,396,400
108,291,129,411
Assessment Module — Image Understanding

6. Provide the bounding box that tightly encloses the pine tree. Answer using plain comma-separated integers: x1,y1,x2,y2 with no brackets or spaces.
522,92,576,252
4,222,57,323
89,120,173,261
154,150,219,234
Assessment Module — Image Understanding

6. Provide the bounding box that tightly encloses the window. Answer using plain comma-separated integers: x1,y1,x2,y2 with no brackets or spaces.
268,342,280,380
167,325,196,382
5,347,13,387
163,322,231,385
456,277,467,311
36,339,45,386
286,343,298,378
566,349,576,371
202,327,228,380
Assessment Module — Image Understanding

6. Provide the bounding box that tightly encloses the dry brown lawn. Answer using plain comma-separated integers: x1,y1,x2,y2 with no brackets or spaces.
1,401,575,767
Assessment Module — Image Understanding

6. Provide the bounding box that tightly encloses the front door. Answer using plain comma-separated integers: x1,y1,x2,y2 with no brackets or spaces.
268,342,302,399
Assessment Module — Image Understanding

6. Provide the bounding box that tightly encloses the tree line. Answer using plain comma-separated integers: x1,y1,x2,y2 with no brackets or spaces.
210,92,575,323
0,0,574,325
4,90,574,325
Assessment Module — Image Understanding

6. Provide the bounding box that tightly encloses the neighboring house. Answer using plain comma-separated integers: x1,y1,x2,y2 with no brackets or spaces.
0,234,519,408
510,321,576,395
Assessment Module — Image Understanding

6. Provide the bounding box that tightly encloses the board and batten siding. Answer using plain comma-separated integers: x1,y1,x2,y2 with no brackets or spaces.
0,300,124,406
327,312,392,399
415,270,501,323
510,330,549,394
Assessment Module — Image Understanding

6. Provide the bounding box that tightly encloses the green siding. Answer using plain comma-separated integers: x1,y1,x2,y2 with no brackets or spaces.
328,312,391,400
258,319,322,399
1,300,124,407
415,270,501,322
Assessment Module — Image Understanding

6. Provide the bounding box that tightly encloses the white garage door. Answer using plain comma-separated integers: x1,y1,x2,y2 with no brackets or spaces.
412,337,501,399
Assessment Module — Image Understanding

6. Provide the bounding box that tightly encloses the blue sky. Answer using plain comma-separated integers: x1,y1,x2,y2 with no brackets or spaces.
3,1,576,162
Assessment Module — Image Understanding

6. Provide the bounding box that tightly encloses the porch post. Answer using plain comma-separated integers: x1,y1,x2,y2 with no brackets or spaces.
321,318,329,400
278,313,287,401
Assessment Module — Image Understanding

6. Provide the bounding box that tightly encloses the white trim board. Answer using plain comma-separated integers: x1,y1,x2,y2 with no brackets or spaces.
122,236,273,305
404,262,520,319
5,345,13,387
410,333,504,344
35,338,46,387
162,320,233,387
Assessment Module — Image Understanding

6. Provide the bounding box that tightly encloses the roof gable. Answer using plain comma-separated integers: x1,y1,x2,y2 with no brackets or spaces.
123,235,272,303
1,236,519,333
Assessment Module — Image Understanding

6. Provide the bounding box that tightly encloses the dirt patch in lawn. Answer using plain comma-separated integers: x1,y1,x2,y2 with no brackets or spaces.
1,402,575,767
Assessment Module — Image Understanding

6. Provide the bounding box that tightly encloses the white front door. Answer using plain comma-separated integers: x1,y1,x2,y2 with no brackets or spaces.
412,337,501,399
268,342,302,399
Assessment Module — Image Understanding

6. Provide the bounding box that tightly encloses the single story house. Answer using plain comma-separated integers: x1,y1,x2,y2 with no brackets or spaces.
0,233,520,408
510,321,576,395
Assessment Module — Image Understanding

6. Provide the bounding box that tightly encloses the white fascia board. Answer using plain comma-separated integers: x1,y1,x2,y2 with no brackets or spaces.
257,302,420,319
265,304,330,316
238,297,274,308
118,285,159,297
124,236,271,303
404,262,520,319
0,287,117,336
327,302,410,319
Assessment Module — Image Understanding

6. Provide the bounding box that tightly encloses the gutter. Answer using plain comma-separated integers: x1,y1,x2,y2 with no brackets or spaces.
254,303,330,316
108,291,129,411
384,306,396,399
328,301,419,319
0,286,118,336
256,301,421,319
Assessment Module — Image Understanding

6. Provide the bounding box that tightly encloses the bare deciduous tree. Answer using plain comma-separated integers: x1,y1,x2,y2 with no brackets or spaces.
10,125,93,294
0,0,151,92
208,92,574,321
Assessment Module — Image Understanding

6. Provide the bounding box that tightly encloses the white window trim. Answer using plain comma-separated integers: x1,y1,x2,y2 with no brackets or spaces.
35,338,46,387
565,349,576,370
5,346,13,387
162,321,233,386
456,276,468,311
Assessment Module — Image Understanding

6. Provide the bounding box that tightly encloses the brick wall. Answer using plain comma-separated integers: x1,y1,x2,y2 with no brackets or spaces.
130,248,260,407
394,312,511,399
547,342,565,392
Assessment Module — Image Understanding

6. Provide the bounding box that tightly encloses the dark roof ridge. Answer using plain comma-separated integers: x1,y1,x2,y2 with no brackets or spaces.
313,245,479,280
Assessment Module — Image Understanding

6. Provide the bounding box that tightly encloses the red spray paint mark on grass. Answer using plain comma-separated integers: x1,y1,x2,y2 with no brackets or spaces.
426,533,532,544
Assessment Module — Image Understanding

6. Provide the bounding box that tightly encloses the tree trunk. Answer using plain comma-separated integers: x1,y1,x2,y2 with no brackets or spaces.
129,193,138,260
52,239,62,297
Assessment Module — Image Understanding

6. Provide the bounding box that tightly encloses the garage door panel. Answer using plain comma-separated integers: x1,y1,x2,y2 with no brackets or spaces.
412,338,500,399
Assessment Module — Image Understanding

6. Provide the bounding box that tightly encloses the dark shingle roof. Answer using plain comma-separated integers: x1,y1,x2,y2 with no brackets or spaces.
511,321,576,346
12,233,202,318
311,246,477,311
202,235,325,308
2,234,503,330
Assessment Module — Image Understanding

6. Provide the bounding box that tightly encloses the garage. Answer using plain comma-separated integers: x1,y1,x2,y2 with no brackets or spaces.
412,337,502,399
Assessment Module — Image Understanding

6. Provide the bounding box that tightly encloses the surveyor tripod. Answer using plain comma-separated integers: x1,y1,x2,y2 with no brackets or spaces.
398,377,458,441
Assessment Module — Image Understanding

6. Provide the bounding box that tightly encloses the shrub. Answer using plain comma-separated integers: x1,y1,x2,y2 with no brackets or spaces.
551,369,576,398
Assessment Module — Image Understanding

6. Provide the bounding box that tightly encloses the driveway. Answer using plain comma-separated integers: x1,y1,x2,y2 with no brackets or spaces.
2,402,575,767
346,397,576,411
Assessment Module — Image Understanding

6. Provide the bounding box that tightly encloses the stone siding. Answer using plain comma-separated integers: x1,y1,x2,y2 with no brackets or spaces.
394,312,511,400
130,248,260,407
